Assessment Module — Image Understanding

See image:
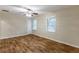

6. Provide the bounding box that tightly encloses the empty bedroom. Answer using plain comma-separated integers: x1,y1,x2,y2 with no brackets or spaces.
0,5,79,53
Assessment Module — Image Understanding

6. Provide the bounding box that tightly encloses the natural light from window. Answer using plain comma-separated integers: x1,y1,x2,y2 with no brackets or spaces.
32,20,37,30
47,16,56,32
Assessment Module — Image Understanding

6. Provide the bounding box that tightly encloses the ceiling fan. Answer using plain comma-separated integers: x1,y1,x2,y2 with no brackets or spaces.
10,5,39,17
0,5,38,17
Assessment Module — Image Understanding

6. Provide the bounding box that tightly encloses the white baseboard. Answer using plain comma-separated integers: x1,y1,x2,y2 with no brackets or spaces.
33,34,79,48
0,33,30,39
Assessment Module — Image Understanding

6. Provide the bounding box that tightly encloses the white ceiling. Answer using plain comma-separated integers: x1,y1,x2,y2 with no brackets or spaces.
0,5,75,16
22,5,74,12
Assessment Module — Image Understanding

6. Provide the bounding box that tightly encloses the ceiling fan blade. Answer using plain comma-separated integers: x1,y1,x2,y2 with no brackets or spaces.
2,10,9,12
32,13,38,15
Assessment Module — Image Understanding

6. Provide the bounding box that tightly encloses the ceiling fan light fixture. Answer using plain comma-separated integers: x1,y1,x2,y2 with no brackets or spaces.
26,13,32,17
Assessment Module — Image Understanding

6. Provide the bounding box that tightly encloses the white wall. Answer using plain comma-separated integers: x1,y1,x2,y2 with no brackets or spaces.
26,18,32,34
0,11,32,39
32,6,79,48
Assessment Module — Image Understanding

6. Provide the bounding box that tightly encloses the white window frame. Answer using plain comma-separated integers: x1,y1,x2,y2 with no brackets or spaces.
32,19,37,31
47,16,56,32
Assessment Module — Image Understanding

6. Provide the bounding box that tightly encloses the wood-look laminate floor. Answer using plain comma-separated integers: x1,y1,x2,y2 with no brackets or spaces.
0,34,79,53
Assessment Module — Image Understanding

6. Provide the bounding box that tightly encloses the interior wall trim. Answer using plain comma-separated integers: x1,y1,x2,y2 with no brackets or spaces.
0,33,29,39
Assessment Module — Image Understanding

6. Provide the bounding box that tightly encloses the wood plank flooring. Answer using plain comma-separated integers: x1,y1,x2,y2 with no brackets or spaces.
0,34,79,53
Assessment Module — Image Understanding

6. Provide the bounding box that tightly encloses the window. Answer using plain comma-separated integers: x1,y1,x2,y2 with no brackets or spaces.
47,16,56,32
32,20,37,30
